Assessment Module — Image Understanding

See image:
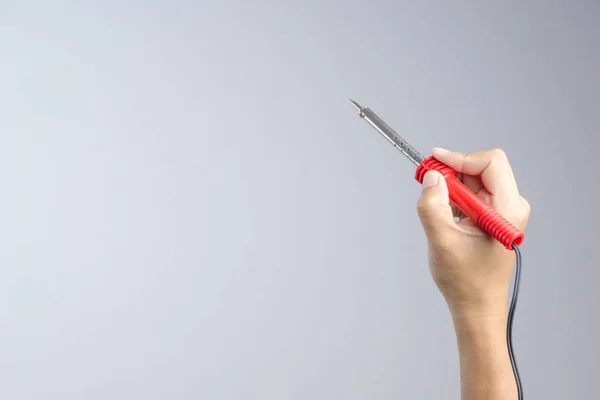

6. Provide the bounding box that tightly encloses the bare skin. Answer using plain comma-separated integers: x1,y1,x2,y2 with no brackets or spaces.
416,147,530,400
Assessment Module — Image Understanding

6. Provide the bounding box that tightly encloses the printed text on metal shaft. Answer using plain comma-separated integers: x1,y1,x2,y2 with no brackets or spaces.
349,99,425,166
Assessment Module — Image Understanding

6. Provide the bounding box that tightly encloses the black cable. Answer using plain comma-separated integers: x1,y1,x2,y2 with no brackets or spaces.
508,242,523,400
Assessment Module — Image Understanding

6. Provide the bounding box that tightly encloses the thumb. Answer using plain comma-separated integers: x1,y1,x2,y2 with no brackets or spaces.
416,171,455,243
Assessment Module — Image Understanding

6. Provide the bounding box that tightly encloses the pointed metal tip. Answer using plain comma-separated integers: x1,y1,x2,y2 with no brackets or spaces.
348,99,362,111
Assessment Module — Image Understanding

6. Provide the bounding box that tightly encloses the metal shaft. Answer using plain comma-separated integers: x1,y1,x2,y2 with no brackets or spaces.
349,99,425,166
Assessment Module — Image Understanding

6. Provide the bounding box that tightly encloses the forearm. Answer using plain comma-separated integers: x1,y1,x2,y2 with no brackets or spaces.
452,313,517,400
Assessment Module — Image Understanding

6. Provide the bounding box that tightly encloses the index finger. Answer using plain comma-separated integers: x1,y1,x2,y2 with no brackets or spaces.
431,147,520,197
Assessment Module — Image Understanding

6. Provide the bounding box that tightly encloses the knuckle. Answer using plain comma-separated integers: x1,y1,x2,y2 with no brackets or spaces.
417,197,439,218
508,196,530,227
416,198,431,216
520,196,531,217
458,152,469,170
490,147,507,161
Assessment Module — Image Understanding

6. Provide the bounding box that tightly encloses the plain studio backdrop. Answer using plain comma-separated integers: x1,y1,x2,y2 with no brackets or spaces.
1,1,599,399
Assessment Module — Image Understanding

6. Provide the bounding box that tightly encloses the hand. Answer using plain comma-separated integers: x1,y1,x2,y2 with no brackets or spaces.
416,148,530,319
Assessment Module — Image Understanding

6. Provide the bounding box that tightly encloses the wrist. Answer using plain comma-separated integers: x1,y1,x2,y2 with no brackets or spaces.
452,312,508,335
447,289,509,333
445,289,509,321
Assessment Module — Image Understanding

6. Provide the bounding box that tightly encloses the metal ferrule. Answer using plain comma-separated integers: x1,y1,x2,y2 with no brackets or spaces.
360,107,425,166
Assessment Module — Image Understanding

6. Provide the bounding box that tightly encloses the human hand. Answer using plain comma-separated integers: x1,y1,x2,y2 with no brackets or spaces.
416,148,530,320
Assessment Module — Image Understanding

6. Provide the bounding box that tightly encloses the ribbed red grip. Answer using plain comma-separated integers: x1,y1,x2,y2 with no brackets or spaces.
415,156,524,249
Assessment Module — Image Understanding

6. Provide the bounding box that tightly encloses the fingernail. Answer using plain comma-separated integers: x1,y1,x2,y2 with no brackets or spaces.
432,147,449,155
422,171,439,189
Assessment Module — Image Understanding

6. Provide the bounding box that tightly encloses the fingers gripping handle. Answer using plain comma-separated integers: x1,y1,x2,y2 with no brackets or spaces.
415,156,524,249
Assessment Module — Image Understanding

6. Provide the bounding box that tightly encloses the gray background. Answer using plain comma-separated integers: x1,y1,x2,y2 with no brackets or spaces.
1,1,599,399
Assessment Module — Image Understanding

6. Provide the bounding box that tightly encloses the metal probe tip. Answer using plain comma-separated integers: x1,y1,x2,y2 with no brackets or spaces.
348,99,362,111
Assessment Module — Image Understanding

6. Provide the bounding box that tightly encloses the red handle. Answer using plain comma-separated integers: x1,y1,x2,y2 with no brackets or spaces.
415,156,524,249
